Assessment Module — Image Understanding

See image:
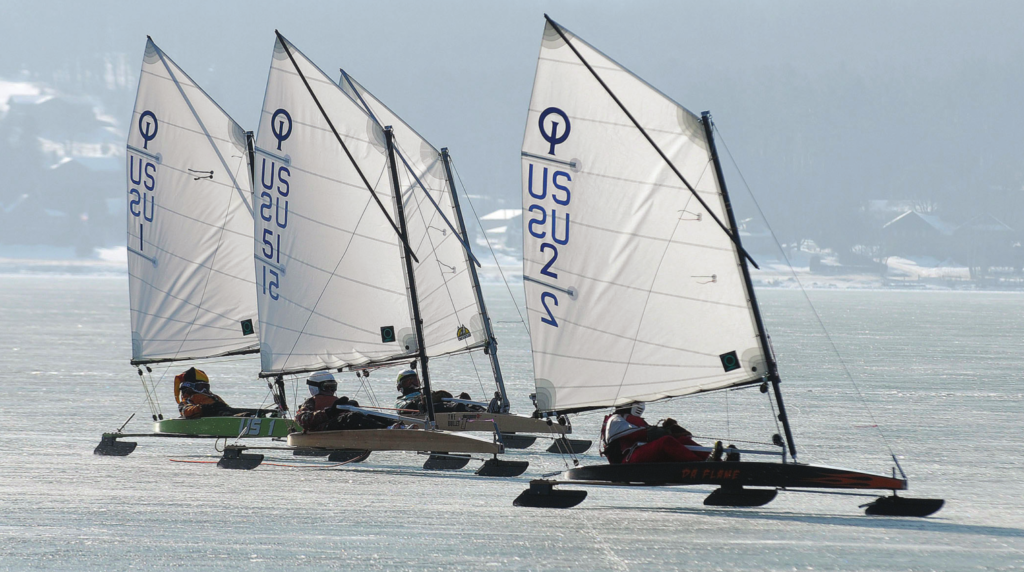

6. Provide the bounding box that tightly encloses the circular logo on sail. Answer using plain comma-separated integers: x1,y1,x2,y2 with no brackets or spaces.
271,108,292,151
539,107,570,156
719,351,740,372
138,110,158,149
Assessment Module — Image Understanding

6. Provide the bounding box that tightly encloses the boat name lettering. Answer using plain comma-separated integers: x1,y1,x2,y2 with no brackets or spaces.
259,108,292,302
680,468,741,480
527,108,574,328
128,113,159,254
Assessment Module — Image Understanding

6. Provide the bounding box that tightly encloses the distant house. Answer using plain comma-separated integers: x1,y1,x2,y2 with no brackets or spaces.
882,211,1017,272
881,211,955,258
0,89,125,254
479,208,522,254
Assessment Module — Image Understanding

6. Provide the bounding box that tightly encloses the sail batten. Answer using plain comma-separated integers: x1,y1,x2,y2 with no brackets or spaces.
522,20,765,413
127,39,259,365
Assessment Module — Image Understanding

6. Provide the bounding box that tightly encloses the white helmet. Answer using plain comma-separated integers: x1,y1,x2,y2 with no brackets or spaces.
396,369,420,392
307,371,337,396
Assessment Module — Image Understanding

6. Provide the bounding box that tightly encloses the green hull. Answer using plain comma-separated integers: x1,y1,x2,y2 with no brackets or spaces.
155,417,298,438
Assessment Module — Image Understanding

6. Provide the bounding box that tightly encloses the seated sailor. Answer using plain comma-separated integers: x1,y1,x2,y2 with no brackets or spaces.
599,401,723,464
395,369,424,412
487,391,509,414
295,371,390,433
394,369,484,414
175,367,268,419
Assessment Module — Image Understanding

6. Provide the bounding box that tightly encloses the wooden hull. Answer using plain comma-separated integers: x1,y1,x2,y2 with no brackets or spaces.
288,429,501,454
155,417,298,438
433,412,569,435
565,461,907,491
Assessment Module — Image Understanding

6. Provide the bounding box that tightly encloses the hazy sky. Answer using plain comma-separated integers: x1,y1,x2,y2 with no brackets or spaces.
3,0,1022,242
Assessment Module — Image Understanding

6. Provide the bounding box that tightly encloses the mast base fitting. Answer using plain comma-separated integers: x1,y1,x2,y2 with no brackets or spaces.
423,453,471,471
327,450,371,463
703,486,777,507
513,480,587,508
476,458,529,477
546,438,593,454
501,434,537,449
94,434,137,456
861,495,944,517
217,447,263,470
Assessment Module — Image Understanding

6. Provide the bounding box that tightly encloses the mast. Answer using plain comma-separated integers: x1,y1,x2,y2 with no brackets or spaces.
440,148,509,412
701,111,797,460
245,130,256,190
385,126,436,423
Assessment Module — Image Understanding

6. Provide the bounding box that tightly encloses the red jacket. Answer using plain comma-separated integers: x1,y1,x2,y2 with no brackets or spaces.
601,413,650,452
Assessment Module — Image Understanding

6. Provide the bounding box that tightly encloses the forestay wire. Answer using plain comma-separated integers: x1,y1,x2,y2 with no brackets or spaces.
713,123,898,462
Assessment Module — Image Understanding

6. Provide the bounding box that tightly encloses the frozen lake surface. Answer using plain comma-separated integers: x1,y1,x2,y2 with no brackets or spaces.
1,276,1023,570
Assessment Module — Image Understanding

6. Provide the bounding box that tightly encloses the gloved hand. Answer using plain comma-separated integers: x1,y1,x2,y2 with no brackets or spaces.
663,418,691,436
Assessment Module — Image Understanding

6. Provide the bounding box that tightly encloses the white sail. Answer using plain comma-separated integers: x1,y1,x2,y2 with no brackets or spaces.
254,35,415,376
521,21,766,412
127,38,258,364
338,71,488,358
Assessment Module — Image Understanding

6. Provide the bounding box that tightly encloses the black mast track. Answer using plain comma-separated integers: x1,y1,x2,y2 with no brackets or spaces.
701,111,796,460
542,15,758,270
245,131,256,191
385,126,435,423
440,148,509,411
273,30,417,263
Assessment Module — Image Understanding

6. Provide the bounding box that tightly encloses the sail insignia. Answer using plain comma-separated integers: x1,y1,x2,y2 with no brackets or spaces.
719,351,740,372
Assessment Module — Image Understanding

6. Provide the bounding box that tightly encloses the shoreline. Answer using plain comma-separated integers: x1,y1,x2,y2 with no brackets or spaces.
4,257,1022,292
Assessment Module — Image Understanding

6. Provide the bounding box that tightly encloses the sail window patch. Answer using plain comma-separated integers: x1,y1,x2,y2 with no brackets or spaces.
380,326,396,343
240,319,255,336
720,351,740,372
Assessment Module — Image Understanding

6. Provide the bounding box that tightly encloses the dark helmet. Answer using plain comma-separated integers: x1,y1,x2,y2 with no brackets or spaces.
180,367,211,394
307,371,338,396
